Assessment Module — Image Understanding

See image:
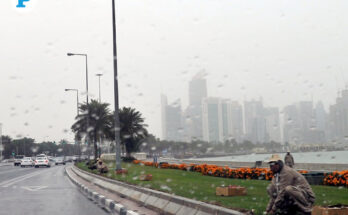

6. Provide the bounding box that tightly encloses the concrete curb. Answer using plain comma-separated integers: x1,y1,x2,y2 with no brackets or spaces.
0,163,12,167
65,166,139,215
71,166,245,215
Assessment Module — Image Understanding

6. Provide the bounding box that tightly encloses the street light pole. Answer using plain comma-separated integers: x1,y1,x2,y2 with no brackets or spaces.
67,53,90,159
65,89,79,116
96,74,103,103
65,88,81,160
112,0,122,171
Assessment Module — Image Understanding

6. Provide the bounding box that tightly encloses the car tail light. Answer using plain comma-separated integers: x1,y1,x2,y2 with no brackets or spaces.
45,160,48,163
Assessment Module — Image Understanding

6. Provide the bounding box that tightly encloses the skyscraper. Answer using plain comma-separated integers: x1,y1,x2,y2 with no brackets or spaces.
228,101,244,142
202,97,220,143
264,107,281,143
186,73,207,141
244,99,267,143
202,98,243,143
161,95,183,141
328,89,348,143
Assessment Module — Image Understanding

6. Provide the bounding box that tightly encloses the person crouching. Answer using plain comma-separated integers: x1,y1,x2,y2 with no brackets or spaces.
266,154,315,215
96,158,109,174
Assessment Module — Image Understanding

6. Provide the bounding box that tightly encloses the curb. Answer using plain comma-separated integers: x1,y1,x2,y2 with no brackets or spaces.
71,166,245,215
65,166,140,215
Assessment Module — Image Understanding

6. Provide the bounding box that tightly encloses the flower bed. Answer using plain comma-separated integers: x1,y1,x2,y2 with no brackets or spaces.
323,170,348,187
133,160,312,181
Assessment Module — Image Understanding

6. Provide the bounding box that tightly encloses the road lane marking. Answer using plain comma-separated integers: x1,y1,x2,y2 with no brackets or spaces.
21,186,47,191
0,169,48,187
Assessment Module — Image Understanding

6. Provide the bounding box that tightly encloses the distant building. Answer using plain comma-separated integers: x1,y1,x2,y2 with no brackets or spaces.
328,89,348,143
283,101,325,145
202,98,244,143
228,101,244,142
161,95,184,141
186,74,207,141
244,99,267,143
202,97,220,143
264,107,281,143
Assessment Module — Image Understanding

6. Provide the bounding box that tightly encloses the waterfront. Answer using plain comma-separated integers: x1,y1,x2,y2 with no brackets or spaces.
191,150,348,164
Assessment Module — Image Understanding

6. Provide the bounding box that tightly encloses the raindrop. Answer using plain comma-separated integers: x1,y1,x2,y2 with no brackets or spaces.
123,134,131,139
151,146,156,151
57,148,63,152
160,185,172,191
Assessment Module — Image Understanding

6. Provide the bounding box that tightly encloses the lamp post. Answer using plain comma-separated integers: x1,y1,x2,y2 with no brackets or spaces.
96,74,103,103
95,73,103,157
65,88,81,159
67,53,91,159
65,88,79,116
111,0,122,171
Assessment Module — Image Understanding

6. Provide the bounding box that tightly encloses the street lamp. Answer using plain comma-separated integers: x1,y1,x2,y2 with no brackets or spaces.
65,88,79,116
112,0,122,171
96,74,103,103
67,52,91,159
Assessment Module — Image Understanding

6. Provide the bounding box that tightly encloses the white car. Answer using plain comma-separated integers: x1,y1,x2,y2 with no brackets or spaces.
20,157,34,167
34,156,51,168
55,157,66,165
14,155,25,166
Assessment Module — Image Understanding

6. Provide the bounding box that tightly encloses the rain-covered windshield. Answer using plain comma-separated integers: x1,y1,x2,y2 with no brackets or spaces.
0,1,347,215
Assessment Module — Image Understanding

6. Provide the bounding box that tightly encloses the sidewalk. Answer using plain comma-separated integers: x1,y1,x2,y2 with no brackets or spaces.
66,166,159,215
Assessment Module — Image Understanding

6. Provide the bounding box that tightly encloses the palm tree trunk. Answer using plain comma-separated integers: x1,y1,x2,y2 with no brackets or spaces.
94,131,98,160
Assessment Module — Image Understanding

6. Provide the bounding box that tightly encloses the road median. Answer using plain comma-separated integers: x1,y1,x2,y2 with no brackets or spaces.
71,165,245,215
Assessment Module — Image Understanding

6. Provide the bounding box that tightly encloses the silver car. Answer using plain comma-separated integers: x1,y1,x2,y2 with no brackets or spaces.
34,156,51,168
55,157,66,165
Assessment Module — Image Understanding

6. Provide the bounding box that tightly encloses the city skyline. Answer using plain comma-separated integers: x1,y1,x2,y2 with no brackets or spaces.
162,74,348,145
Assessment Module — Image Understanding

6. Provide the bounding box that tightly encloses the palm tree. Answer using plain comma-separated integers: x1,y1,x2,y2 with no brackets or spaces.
71,100,112,160
110,107,148,157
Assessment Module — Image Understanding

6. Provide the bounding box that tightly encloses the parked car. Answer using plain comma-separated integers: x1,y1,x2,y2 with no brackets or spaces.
14,155,25,166
55,157,66,165
20,157,34,167
34,156,51,168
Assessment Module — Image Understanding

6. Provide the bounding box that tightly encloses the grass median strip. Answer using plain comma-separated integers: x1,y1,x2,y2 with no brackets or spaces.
76,162,348,215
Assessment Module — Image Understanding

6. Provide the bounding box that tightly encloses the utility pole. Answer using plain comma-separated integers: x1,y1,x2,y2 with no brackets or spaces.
112,0,122,170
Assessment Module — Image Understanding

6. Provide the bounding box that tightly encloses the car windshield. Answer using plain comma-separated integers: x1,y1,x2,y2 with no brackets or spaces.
0,1,348,215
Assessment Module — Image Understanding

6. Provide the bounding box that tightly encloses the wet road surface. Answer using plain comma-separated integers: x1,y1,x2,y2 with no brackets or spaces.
0,164,108,215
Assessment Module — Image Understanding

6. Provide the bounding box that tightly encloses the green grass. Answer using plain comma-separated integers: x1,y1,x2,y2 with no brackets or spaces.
76,162,348,215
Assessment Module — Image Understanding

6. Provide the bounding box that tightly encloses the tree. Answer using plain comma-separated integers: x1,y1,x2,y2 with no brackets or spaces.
111,107,148,157
71,100,113,160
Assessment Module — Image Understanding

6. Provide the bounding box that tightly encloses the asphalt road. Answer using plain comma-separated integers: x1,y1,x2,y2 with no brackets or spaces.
0,164,108,215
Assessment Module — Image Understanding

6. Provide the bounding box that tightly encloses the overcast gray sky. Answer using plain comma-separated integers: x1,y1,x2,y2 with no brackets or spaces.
1,0,348,142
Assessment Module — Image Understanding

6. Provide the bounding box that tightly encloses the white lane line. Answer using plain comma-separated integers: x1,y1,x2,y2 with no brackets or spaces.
21,186,47,191
0,169,48,187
